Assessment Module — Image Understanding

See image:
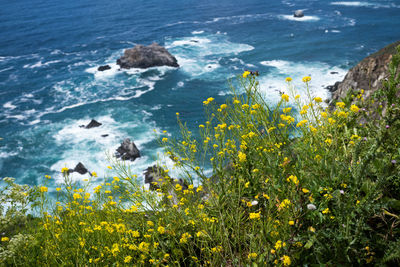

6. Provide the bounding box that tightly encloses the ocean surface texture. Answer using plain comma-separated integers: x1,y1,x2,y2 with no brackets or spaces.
1,0,399,191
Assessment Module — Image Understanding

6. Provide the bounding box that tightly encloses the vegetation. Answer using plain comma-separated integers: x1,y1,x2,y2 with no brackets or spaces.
1,47,400,266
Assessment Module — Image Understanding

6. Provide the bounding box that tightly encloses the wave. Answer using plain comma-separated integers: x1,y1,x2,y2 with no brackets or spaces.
23,60,61,69
331,1,400,8
278,15,320,22
258,60,347,104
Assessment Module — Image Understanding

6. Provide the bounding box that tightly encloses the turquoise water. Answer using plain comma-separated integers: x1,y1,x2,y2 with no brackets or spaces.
1,0,399,190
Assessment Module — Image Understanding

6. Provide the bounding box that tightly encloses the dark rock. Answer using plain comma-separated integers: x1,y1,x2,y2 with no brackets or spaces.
74,162,89,175
98,65,111,71
329,40,400,107
116,43,179,69
115,138,140,161
67,162,90,175
330,71,339,74
85,119,102,129
294,10,304,18
101,134,109,137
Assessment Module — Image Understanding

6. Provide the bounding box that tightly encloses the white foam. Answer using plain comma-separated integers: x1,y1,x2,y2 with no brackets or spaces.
0,67,13,73
191,30,204,35
331,1,399,8
3,101,16,110
23,60,61,69
258,60,348,104
278,15,320,22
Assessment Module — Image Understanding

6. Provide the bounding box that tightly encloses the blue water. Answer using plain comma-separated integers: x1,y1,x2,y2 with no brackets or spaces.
1,0,399,189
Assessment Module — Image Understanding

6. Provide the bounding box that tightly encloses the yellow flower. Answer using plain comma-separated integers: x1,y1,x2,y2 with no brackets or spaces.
321,112,328,118
322,208,330,214
249,212,261,220
162,137,168,142
238,151,246,162
40,186,48,193
282,255,291,266
281,93,289,102
220,104,227,110
179,233,192,244
302,76,311,83
243,70,251,78
248,252,258,259
1,237,9,242
283,107,292,113
289,220,295,226
295,94,300,100
296,120,308,128
325,138,332,145
285,77,292,82
91,171,97,177
314,97,322,103
124,256,132,263
350,104,359,112
275,240,286,250
73,193,82,200
302,188,310,193
336,102,345,109
56,187,61,192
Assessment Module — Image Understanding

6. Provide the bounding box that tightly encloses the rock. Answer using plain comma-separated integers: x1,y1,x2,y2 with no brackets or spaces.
115,138,140,161
74,162,89,175
294,10,304,18
329,40,400,106
67,162,90,175
116,43,179,69
85,119,102,129
97,65,111,71
330,71,339,74
101,134,109,138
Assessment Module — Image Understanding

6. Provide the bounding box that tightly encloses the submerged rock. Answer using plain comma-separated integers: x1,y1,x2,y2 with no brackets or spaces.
97,65,111,71
116,43,179,69
115,138,140,161
294,10,304,18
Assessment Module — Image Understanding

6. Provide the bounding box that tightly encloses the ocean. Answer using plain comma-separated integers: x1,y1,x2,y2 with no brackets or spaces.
1,0,399,191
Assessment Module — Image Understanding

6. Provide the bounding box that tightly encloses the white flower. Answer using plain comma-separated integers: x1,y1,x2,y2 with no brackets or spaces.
251,200,258,206
340,190,344,194
307,204,317,210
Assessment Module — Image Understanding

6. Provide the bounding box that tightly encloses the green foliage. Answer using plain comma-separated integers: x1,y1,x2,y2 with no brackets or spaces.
1,48,400,266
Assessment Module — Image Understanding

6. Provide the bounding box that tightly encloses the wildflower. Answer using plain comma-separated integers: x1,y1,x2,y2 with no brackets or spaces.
275,240,286,250
285,77,292,82
61,167,69,173
1,237,9,242
281,93,289,102
238,151,246,162
73,193,82,200
321,112,328,118
322,208,330,214
314,97,322,103
157,226,165,234
45,175,51,179
302,76,311,83
180,233,192,244
289,220,295,226
309,226,316,232
283,107,292,113
56,187,61,192
350,104,359,112
162,137,168,142
296,120,308,127
336,102,345,109
295,94,300,99
40,186,48,193
249,212,261,220
282,255,291,266
279,199,291,209
307,204,316,210
124,256,132,263
248,252,258,259
243,70,251,78
92,171,97,177
286,175,299,185
302,188,310,193
220,104,227,110
325,138,332,145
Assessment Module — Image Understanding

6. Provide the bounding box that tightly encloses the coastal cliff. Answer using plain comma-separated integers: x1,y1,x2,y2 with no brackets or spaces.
330,40,400,105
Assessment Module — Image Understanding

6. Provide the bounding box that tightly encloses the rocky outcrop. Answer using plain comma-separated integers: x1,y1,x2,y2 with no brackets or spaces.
67,162,90,175
294,10,304,18
116,43,179,69
80,119,102,129
98,65,111,71
330,41,400,105
115,138,140,161
144,165,188,191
